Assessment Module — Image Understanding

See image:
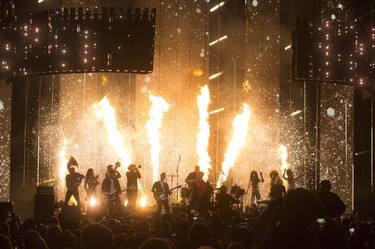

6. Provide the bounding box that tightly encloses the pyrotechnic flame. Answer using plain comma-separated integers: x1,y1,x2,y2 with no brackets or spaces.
58,138,69,200
196,85,212,181
146,94,169,183
93,96,131,166
217,104,251,186
279,144,289,172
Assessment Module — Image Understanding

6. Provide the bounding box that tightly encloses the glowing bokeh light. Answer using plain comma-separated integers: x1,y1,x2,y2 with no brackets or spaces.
89,196,97,207
139,197,147,207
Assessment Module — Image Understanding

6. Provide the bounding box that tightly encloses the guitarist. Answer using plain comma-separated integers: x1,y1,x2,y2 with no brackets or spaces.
64,166,85,209
102,166,122,216
151,172,171,215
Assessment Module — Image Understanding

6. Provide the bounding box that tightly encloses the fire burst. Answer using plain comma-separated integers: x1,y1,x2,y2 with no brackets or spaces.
196,85,211,181
217,104,251,187
145,94,169,183
93,96,131,166
279,144,289,172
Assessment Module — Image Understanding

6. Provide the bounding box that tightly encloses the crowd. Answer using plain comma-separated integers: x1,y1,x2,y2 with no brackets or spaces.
0,178,374,248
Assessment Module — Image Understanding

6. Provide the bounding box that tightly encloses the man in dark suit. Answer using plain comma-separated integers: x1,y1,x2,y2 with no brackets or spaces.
151,172,171,215
185,165,203,210
102,166,123,216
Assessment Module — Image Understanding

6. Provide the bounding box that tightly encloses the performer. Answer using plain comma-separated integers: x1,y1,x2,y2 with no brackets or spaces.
185,165,201,188
101,166,123,216
126,164,141,211
215,185,240,215
64,166,85,209
151,172,171,215
268,170,286,200
106,162,121,179
198,179,213,214
84,168,99,201
283,168,297,191
246,171,264,207
188,171,206,211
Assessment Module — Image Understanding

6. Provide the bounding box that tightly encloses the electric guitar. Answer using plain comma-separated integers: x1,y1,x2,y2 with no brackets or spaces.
104,189,127,202
153,185,182,201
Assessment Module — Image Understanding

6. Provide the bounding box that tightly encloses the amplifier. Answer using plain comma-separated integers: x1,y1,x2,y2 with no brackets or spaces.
36,186,54,195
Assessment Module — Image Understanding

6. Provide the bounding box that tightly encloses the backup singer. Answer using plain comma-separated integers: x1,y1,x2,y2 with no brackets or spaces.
246,171,264,207
64,166,85,209
151,172,171,215
84,168,99,201
102,166,122,216
126,164,141,211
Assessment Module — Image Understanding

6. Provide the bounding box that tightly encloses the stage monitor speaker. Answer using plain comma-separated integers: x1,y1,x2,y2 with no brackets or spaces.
0,202,13,222
36,186,54,195
34,194,55,223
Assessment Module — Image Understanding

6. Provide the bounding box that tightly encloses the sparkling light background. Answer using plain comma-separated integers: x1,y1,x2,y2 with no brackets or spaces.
0,0,360,209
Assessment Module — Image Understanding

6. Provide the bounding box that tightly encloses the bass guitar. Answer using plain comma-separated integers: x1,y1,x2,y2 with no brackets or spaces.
153,185,182,201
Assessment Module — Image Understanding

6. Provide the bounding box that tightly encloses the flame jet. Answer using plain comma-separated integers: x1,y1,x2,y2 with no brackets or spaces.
145,94,169,183
196,85,212,181
279,144,288,172
93,96,131,166
217,104,251,187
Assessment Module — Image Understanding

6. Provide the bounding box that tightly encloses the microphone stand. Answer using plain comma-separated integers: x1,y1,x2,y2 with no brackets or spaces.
167,154,180,205
176,154,180,204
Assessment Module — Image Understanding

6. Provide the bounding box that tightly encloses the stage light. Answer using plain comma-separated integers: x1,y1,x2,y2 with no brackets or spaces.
89,196,97,207
284,44,291,50
210,2,225,12
209,35,228,46
209,107,225,115
252,0,258,7
38,0,44,3
208,71,223,80
139,197,147,208
291,110,302,116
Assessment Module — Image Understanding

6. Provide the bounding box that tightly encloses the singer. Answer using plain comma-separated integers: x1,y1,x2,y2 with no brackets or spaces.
126,164,141,211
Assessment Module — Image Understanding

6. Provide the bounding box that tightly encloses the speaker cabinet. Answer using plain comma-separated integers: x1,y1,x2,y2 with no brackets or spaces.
0,202,13,222
34,194,55,223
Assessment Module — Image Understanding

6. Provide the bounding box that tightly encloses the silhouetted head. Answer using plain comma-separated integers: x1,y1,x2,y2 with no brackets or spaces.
188,222,212,248
82,223,113,249
86,168,94,177
195,165,200,172
286,168,293,177
219,185,227,193
250,170,258,180
319,180,331,192
269,170,279,179
283,188,322,227
68,167,75,174
139,237,176,249
160,172,166,181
